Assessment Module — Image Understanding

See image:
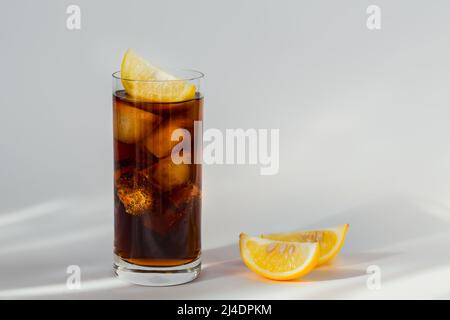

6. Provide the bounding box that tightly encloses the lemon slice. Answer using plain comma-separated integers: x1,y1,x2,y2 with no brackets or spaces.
239,234,320,280
261,224,349,266
120,49,196,102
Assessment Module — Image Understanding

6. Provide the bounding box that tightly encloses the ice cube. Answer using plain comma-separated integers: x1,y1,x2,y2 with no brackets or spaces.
143,184,201,234
151,156,190,192
115,167,154,215
114,141,159,170
169,183,201,209
114,101,160,144
114,140,135,164
144,119,191,158
117,187,153,216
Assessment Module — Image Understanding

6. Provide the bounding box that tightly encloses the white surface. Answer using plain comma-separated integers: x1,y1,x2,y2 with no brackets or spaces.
1,0,450,299
0,194,449,299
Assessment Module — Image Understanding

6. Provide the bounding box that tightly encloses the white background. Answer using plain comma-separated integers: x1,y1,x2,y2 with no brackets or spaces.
1,0,450,299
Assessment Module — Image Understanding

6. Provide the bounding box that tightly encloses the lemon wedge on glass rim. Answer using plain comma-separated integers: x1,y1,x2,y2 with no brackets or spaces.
239,234,320,281
120,49,196,102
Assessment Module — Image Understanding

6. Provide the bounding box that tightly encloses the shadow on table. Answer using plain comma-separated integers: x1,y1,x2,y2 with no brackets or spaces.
300,251,400,282
309,195,450,252
197,244,243,283
302,267,365,282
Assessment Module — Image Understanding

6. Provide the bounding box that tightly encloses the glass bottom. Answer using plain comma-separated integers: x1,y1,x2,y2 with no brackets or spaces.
113,254,201,286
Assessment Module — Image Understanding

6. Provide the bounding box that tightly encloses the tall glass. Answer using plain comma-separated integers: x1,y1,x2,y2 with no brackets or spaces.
112,70,204,286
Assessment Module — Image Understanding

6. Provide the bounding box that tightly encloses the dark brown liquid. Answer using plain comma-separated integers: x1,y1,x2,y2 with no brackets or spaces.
113,90,202,267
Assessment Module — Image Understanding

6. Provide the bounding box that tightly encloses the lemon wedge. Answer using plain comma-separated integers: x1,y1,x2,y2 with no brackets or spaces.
120,49,196,102
239,234,320,280
261,224,349,265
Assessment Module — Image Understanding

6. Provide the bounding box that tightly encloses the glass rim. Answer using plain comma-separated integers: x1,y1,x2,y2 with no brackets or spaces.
112,69,204,83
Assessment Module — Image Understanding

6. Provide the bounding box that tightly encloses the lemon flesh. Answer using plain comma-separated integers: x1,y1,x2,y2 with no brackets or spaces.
120,49,196,102
239,234,320,280
261,224,349,265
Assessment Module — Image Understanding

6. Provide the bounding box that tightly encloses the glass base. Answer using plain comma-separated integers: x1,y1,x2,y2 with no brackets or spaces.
113,254,201,286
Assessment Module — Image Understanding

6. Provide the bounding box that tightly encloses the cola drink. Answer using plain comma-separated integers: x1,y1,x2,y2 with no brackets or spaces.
113,89,203,268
